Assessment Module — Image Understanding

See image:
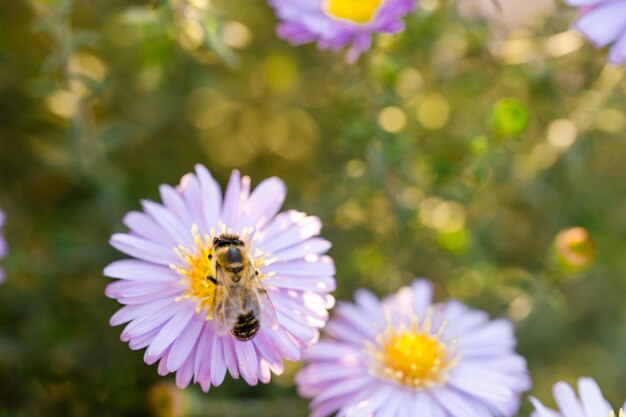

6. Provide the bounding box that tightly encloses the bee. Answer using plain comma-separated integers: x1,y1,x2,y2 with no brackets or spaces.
208,233,278,341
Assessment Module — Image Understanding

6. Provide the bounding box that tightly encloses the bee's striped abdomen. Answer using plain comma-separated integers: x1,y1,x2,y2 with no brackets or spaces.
231,311,260,341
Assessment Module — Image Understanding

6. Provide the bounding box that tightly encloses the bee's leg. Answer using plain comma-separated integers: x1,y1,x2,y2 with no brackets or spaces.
207,276,218,285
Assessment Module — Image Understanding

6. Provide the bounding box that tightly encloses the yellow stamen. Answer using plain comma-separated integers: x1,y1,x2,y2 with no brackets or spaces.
324,0,385,24
366,311,458,389
171,225,218,319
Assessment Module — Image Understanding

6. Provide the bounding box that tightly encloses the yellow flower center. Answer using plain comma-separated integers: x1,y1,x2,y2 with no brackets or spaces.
170,225,271,320
382,330,447,385
171,226,219,318
366,312,458,389
609,410,625,417
324,0,385,24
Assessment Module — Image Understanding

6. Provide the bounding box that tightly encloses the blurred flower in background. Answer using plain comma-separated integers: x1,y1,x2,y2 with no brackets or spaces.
457,0,555,38
297,279,530,417
268,0,417,63
104,165,335,390
530,377,625,417
565,0,626,66
0,209,6,284
147,382,189,417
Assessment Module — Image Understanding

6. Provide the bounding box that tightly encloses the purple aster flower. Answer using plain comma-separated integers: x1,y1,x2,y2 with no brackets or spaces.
296,279,530,417
531,377,625,417
268,0,418,63
565,0,626,66
0,210,6,284
104,165,336,390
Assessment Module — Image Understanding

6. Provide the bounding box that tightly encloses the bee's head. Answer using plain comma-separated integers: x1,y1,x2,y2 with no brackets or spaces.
214,244,246,279
211,234,247,279
224,246,243,267
212,234,245,248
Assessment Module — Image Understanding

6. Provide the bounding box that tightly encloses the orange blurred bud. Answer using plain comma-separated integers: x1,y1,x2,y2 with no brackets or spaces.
147,382,188,417
554,227,594,271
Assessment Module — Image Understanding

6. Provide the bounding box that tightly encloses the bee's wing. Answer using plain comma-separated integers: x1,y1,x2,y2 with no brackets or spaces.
248,265,279,331
213,267,239,336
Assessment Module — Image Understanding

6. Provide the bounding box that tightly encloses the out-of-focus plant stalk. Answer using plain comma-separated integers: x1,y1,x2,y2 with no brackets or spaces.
29,0,102,174
570,64,625,132
160,0,238,67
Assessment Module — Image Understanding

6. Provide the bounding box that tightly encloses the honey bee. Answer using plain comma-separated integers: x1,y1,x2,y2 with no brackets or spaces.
208,234,278,341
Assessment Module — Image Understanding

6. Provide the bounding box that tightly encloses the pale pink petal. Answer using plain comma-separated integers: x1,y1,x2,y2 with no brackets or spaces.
194,164,222,231
530,397,562,417
104,259,179,282
553,382,586,417
234,340,259,385
110,233,177,265
239,177,286,230
146,306,195,360
578,377,612,417
166,314,204,372
142,200,191,246
220,170,243,227
123,211,175,246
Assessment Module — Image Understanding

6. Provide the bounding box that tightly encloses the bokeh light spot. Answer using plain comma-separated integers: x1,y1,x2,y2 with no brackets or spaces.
378,106,407,133
416,93,450,130
222,21,252,49
547,119,577,148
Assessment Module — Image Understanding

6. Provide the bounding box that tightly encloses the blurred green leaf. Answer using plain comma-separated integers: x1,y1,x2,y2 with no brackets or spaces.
491,98,530,138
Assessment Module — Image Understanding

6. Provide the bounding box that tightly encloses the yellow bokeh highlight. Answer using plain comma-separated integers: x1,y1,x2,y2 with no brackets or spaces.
544,31,584,58
420,0,440,12
222,21,252,49
179,20,204,51
263,54,298,95
378,106,407,133
346,159,366,178
395,67,424,99
335,199,366,230
46,90,79,119
417,93,450,130
419,198,466,232
547,119,577,149
508,294,534,322
187,0,209,9
69,52,107,82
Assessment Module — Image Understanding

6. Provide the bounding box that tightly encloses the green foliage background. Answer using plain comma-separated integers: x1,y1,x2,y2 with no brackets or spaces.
1,0,626,416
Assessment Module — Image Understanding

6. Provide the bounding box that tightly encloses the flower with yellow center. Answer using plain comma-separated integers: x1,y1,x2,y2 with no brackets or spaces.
171,224,272,320
269,0,417,63
379,328,451,388
323,0,386,24
297,280,530,417
106,166,336,391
